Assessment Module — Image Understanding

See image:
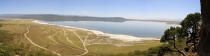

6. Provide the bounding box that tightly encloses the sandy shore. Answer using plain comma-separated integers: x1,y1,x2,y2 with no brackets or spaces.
32,20,159,42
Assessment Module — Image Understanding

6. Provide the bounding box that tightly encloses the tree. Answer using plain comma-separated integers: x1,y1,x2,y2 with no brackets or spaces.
199,0,210,56
180,13,201,53
160,13,202,56
160,27,186,56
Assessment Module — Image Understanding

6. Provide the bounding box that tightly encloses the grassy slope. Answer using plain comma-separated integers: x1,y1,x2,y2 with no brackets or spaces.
0,19,162,56
86,40,161,56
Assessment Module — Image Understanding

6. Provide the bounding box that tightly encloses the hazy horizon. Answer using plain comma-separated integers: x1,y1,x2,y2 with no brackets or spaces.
0,0,200,21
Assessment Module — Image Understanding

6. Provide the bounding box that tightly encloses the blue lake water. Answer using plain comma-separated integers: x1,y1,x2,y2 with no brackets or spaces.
43,21,179,38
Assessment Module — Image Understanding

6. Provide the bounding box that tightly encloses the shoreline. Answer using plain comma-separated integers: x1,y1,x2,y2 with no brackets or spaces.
32,20,160,42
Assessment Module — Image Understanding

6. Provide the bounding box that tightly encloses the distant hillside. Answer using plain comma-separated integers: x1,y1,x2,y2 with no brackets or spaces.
0,14,127,22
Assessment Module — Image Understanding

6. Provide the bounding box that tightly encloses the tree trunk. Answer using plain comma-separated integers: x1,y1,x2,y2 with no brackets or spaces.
199,0,210,56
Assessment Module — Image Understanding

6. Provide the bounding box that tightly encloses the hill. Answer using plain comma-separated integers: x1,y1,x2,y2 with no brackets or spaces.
0,14,127,22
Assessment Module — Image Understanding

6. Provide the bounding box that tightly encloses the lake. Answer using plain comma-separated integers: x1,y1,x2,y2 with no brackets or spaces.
43,21,179,38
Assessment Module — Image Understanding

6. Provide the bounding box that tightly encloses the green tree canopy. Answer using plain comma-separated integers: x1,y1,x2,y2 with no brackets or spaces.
160,27,185,42
159,12,202,56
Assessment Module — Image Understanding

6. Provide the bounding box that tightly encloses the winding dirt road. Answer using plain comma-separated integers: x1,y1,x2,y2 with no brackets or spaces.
63,29,84,50
73,31,90,56
24,25,61,56
24,25,91,56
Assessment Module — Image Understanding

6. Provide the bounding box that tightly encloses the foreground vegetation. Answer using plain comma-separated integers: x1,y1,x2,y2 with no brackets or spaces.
0,21,56,56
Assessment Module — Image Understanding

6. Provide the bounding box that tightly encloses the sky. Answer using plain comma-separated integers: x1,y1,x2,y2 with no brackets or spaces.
0,0,200,21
